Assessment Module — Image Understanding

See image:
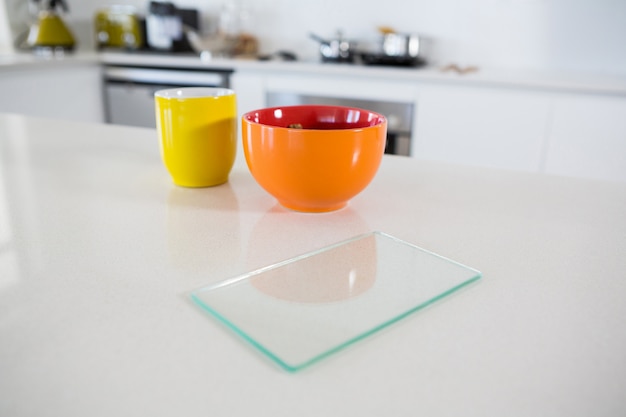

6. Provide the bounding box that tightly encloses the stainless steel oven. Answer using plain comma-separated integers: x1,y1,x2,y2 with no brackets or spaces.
103,65,233,128
266,92,414,156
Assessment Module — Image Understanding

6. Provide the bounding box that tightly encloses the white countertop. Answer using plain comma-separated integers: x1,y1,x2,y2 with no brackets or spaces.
99,51,626,96
2,50,626,95
1,113,625,416
0,51,100,70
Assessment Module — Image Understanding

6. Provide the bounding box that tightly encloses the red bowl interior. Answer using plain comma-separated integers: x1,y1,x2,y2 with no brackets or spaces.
243,105,386,130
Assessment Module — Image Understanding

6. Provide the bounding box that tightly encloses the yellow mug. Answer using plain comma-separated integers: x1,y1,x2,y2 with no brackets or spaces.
155,87,237,187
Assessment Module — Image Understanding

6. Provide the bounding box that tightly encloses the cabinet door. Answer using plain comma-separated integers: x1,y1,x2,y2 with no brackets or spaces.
414,85,551,172
0,64,104,123
230,72,266,117
544,96,626,182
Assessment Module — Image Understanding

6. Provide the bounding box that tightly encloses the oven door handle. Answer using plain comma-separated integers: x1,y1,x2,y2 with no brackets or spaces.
103,66,230,87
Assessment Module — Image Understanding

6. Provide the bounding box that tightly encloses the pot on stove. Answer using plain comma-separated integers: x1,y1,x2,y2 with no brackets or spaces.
360,31,426,67
309,32,356,63
381,33,420,58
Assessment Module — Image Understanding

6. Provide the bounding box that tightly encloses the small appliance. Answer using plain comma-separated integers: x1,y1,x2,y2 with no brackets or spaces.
146,1,198,52
94,6,144,50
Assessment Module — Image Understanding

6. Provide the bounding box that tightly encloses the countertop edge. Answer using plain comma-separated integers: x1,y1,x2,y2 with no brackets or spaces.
2,50,626,96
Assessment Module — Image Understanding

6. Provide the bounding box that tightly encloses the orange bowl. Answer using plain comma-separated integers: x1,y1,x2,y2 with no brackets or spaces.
242,105,387,212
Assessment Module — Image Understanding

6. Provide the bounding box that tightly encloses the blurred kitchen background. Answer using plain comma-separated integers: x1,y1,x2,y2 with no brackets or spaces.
1,0,626,75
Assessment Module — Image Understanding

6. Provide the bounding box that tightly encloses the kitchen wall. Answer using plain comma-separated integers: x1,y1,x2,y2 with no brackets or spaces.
3,0,626,76
0,9,11,54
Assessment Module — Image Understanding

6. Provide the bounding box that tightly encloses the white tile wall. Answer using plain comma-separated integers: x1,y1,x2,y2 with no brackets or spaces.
3,0,626,75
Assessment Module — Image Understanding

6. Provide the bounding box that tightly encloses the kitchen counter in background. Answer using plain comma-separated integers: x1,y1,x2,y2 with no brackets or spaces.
98,51,626,96
2,50,626,183
1,114,625,417
3,51,626,95
0,51,99,69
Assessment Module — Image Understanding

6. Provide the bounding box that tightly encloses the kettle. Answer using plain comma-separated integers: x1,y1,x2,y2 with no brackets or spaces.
25,0,76,51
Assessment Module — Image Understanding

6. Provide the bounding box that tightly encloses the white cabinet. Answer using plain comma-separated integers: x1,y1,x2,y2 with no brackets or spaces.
230,67,626,182
0,63,105,123
414,86,626,182
544,95,626,182
230,71,265,117
414,85,551,171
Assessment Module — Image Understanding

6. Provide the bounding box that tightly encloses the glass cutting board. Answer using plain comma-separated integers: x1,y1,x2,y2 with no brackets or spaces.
190,231,482,372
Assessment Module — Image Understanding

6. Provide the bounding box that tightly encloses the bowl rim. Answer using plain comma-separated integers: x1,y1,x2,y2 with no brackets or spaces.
241,104,387,131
